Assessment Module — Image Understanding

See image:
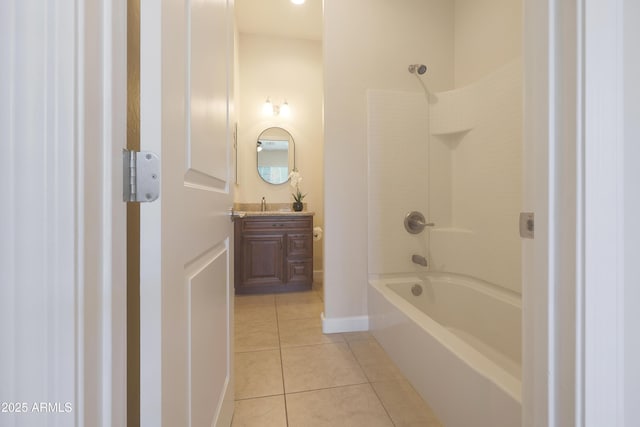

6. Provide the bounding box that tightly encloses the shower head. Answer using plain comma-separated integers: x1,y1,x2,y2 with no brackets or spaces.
408,63,438,103
408,64,427,75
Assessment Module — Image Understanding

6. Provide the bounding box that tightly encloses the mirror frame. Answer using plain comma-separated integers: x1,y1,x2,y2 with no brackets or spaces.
256,127,296,185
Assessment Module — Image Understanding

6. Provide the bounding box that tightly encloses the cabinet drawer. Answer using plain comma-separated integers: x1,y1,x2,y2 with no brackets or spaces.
286,233,313,258
241,216,312,232
286,259,313,284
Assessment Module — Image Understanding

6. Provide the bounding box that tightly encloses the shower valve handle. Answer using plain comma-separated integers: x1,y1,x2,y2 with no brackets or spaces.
404,211,434,234
414,219,435,227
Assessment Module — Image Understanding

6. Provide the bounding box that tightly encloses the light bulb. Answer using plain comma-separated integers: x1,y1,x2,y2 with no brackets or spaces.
280,101,291,117
262,98,273,116
291,0,305,4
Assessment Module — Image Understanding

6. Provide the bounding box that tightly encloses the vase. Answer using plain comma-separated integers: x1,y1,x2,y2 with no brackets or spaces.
292,201,303,212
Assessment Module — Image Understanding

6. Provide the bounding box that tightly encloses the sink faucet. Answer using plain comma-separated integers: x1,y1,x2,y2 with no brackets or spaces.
261,196,266,212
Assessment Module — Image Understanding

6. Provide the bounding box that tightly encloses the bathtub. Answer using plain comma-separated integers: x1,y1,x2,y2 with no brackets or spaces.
368,273,521,427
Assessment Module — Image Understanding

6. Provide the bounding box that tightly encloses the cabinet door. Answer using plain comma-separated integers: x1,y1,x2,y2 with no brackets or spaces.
240,234,285,289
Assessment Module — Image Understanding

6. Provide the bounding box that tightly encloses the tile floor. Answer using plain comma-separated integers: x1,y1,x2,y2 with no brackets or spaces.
232,288,442,427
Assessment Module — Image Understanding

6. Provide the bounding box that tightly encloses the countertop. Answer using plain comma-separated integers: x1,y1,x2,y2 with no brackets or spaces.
236,210,315,217
233,202,314,217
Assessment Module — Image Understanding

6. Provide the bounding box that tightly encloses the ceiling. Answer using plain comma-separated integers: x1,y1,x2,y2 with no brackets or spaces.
235,0,323,41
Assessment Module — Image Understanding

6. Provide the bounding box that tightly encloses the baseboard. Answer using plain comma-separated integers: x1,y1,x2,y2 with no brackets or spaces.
321,312,369,334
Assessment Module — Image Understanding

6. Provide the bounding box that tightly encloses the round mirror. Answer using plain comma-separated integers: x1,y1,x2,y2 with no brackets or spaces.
256,127,295,185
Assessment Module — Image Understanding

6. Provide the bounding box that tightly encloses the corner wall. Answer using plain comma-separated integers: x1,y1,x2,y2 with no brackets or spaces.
323,0,454,327
454,0,522,87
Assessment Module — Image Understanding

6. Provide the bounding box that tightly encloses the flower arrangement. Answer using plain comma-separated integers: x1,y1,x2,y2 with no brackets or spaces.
288,168,306,211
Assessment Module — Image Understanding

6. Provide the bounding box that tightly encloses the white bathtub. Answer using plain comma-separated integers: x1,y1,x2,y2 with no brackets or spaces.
368,273,521,427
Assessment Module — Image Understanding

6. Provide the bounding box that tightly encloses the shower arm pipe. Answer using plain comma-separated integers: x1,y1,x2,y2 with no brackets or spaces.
408,63,438,103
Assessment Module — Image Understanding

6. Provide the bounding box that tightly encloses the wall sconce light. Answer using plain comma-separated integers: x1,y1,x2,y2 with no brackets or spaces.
262,98,273,115
263,98,291,117
279,101,290,117
291,0,306,4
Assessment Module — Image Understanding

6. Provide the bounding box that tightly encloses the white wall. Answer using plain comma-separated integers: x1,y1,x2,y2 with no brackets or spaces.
624,0,640,422
323,0,454,326
236,33,324,270
454,0,522,87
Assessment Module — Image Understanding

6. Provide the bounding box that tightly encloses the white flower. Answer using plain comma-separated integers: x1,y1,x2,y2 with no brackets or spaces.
288,168,307,203
288,169,302,189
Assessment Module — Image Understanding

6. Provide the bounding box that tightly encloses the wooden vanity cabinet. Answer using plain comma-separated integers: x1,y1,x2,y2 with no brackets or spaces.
234,215,313,294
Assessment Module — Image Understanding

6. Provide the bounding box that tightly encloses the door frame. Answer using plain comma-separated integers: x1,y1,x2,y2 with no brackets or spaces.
523,0,626,425
82,0,128,424
3,0,128,424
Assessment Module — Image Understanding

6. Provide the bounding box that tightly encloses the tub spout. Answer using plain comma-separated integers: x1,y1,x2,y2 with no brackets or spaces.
412,254,428,267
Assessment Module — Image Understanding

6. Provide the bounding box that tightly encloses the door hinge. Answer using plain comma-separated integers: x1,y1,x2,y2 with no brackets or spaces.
519,212,534,239
123,149,160,203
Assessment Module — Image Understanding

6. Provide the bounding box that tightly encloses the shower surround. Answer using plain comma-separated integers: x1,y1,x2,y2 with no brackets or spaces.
428,59,522,292
367,60,523,426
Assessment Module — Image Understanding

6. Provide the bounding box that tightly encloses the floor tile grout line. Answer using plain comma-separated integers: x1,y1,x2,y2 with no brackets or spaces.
274,297,290,427
346,339,380,384
234,392,286,402
275,339,349,352
346,337,398,426
284,380,371,396
368,379,399,427
346,339,376,386
278,292,326,426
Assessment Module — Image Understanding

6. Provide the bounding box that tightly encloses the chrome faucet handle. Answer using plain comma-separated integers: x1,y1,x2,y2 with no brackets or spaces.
404,211,434,234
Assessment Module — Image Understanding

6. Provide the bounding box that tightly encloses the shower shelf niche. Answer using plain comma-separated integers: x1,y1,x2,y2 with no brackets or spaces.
429,81,477,135
431,130,471,149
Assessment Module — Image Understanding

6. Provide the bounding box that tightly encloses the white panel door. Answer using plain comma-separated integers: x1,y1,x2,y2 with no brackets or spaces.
139,0,235,426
